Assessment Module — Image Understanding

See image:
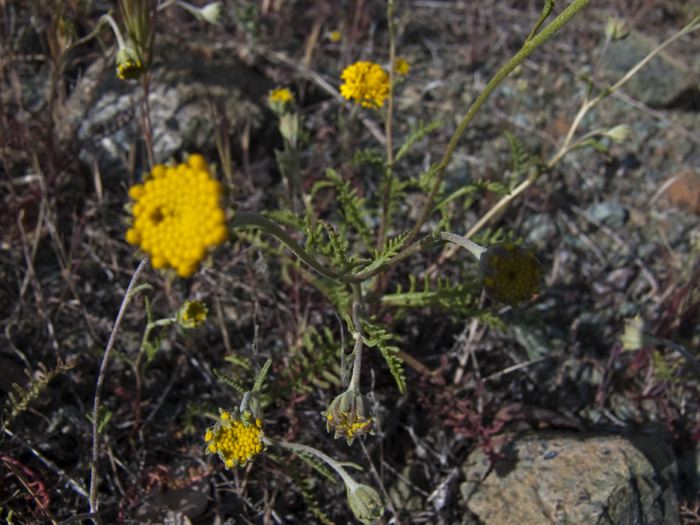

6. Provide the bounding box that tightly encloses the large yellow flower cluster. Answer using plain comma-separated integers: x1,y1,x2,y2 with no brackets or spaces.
204,409,264,469
340,61,390,109
125,154,227,278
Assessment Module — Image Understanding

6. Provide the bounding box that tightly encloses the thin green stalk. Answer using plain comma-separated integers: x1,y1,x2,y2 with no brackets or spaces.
377,0,397,251
408,0,590,242
269,439,358,488
230,212,441,284
90,259,147,520
349,283,364,391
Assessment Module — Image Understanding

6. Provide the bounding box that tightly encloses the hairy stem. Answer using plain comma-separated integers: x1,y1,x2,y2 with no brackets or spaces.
89,259,147,519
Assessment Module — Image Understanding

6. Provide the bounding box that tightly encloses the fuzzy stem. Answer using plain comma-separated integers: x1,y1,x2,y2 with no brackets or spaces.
102,14,127,50
269,439,358,488
349,284,365,391
89,259,147,519
438,231,486,260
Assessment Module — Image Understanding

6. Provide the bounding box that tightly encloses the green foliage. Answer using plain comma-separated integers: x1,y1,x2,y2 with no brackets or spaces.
382,274,482,315
361,318,406,394
281,326,343,396
1,358,77,433
311,169,373,248
395,119,442,163
356,231,410,278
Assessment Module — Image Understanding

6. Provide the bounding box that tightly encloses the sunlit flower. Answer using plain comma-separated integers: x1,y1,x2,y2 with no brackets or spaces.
328,30,342,42
322,388,374,445
479,243,543,305
125,154,228,278
268,87,294,105
340,61,390,109
204,408,264,469
177,300,208,329
394,57,410,75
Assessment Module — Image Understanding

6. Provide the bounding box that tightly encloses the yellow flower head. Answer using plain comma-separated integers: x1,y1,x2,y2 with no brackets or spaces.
479,243,543,305
340,61,390,109
177,300,208,329
204,408,264,469
322,388,374,445
394,57,410,76
268,87,294,105
328,29,342,42
116,47,145,80
125,154,228,278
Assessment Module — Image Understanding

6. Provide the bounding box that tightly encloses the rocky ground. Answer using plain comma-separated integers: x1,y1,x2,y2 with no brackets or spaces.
1,1,699,524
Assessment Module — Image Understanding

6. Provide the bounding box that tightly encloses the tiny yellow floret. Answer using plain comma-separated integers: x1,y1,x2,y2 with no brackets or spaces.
268,87,294,105
340,61,390,109
125,155,228,277
328,30,342,42
394,57,410,75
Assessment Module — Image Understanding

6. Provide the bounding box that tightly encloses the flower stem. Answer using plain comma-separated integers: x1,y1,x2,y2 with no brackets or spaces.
268,439,358,488
89,259,147,520
407,0,590,243
349,284,364,391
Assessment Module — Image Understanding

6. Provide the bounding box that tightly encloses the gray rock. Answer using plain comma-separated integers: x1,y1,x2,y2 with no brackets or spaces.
600,31,696,107
66,50,268,164
460,432,679,525
586,200,628,228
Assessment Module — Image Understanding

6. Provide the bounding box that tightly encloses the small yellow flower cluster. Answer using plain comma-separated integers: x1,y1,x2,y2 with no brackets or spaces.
479,243,543,305
204,409,264,469
340,61,390,109
323,388,374,445
394,57,410,75
177,300,208,329
116,47,145,80
125,154,228,278
328,29,342,42
268,87,294,105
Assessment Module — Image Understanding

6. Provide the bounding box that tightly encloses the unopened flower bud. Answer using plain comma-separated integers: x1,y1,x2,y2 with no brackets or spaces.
621,316,651,351
346,482,384,524
604,124,632,144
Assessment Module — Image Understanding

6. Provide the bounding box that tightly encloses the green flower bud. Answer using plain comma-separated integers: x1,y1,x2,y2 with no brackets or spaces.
177,300,208,329
322,388,374,445
346,482,384,524
621,316,650,351
603,124,632,144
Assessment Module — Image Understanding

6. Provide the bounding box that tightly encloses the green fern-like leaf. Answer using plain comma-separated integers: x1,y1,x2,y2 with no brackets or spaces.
2,358,77,433
361,318,406,394
311,169,373,248
395,119,442,163
382,274,482,315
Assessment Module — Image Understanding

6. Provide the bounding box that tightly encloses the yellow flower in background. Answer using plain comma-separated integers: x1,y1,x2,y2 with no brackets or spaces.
125,154,228,278
328,29,342,42
177,300,208,329
204,409,264,469
340,61,390,109
268,87,294,105
479,243,543,305
394,57,410,75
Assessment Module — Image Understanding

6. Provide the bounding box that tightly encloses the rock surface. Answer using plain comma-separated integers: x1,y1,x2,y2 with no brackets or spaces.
460,432,679,525
600,31,697,107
